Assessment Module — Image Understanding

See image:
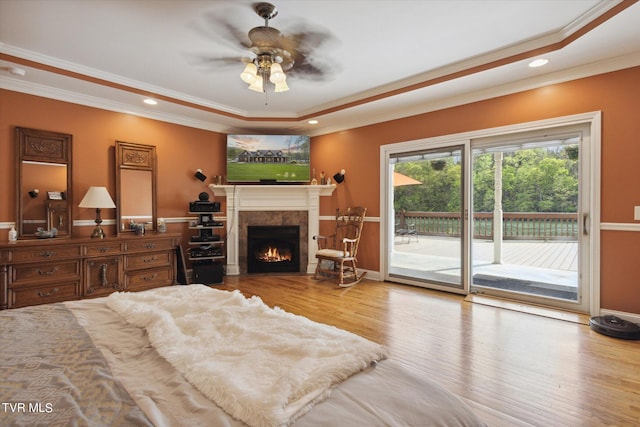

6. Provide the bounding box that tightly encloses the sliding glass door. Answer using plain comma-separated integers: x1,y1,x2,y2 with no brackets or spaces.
469,126,591,312
386,145,467,291
381,114,598,313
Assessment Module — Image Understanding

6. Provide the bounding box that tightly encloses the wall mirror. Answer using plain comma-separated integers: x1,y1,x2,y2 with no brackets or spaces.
115,141,157,235
16,127,73,239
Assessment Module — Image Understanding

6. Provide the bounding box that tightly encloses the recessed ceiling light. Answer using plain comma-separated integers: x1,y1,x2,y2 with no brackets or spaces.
143,98,158,105
528,58,549,68
308,119,318,125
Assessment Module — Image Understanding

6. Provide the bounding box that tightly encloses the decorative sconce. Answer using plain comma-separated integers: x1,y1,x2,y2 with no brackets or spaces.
194,169,207,182
28,189,40,198
333,169,345,184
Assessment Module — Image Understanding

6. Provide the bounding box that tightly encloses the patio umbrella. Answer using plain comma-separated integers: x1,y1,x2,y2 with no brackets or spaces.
393,171,422,187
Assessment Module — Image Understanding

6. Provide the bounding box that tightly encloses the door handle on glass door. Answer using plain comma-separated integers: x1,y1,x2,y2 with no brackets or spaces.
583,213,589,236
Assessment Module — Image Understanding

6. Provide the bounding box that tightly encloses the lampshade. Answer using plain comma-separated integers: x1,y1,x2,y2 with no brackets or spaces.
240,55,290,94
269,63,286,83
248,75,264,93
240,63,258,84
79,187,115,239
79,186,116,208
274,79,289,93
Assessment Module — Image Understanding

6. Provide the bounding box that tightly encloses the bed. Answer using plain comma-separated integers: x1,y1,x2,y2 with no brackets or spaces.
1,285,486,426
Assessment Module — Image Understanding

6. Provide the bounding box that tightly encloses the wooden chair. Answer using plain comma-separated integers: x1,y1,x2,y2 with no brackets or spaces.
313,207,367,287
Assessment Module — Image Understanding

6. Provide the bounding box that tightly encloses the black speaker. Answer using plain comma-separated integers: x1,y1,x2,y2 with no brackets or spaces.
192,263,224,285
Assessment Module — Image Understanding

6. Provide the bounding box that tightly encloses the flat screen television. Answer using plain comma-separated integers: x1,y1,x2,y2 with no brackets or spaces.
226,134,310,183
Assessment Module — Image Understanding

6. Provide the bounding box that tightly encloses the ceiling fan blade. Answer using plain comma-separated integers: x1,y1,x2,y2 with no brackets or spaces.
280,28,336,56
186,54,251,70
197,11,252,50
287,60,337,82
188,4,340,82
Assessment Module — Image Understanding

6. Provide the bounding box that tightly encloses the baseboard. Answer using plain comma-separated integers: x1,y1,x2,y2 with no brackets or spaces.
599,309,640,324
360,269,381,281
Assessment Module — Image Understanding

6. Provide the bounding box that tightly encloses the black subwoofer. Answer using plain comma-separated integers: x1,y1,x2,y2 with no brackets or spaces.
192,263,224,285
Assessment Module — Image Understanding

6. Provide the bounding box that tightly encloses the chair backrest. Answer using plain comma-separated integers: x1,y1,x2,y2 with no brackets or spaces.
333,207,366,256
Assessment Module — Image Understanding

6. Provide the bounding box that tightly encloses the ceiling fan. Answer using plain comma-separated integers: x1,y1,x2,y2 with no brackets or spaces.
241,2,293,92
198,2,336,94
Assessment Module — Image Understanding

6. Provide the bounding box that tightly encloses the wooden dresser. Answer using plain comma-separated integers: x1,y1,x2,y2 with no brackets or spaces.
0,233,180,309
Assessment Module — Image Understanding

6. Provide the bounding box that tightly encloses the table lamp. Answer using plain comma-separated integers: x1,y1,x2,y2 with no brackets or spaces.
79,186,116,239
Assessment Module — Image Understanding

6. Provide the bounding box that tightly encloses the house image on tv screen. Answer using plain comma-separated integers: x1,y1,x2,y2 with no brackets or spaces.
237,149,289,163
227,135,310,182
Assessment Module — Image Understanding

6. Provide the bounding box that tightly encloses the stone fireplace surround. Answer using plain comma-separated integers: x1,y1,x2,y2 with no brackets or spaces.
208,184,335,275
241,213,305,274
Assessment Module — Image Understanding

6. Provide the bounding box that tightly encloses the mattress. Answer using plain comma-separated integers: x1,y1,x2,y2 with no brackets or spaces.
1,286,486,426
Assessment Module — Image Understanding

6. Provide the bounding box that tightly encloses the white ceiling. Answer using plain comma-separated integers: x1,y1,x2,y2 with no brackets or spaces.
1,0,639,136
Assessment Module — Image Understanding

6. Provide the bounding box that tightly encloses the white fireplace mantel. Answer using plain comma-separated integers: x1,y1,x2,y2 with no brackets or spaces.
208,184,336,275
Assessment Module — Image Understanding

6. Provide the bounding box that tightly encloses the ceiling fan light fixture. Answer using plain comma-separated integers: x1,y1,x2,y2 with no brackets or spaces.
274,79,289,93
248,75,264,92
240,63,258,83
239,2,301,98
269,62,286,83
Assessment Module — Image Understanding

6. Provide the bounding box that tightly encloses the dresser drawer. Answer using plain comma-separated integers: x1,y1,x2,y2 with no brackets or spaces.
10,261,81,286
85,242,123,257
124,251,171,270
8,245,83,263
125,266,174,291
125,238,174,253
84,256,123,298
9,281,81,308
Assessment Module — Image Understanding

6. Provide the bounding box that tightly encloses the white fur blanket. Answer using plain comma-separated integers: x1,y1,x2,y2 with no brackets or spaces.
106,285,387,427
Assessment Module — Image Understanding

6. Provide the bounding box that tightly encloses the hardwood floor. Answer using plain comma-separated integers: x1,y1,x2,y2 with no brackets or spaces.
218,275,640,427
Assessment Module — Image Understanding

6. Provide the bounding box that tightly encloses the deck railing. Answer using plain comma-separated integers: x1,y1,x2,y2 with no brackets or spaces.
396,211,578,240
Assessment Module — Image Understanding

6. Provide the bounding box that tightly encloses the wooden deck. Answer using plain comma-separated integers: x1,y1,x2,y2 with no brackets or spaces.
394,235,578,270
391,236,578,290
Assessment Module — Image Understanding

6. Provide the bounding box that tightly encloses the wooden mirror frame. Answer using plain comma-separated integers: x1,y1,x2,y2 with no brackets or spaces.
115,141,157,235
15,127,73,239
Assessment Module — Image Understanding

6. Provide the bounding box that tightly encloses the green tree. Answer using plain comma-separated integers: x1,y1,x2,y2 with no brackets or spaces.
394,145,578,213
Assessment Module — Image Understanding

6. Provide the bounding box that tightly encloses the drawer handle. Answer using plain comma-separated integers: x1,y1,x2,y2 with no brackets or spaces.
40,251,55,258
99,247,111,253
37,266,59,275
143,256,158,263
99,264,110,287
37,287,59,298
141,273,158,281
145,243,156,249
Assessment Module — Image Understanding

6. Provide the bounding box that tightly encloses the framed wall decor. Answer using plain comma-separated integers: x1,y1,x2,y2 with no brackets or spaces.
47,191,64,200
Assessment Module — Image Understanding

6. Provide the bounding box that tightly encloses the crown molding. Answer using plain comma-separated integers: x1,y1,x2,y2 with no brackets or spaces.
4,51,639,136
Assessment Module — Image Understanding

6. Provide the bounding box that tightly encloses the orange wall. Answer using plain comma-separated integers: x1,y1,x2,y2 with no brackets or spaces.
313,66,640,315
0,91,226,249
1,65,639,314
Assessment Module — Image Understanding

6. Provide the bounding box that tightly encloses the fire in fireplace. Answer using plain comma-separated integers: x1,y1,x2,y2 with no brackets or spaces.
247,225,300,273
258,246,292,262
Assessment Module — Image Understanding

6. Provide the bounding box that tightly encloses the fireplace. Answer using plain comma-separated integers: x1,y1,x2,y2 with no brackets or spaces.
208,184,335,275
247,225,300,274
